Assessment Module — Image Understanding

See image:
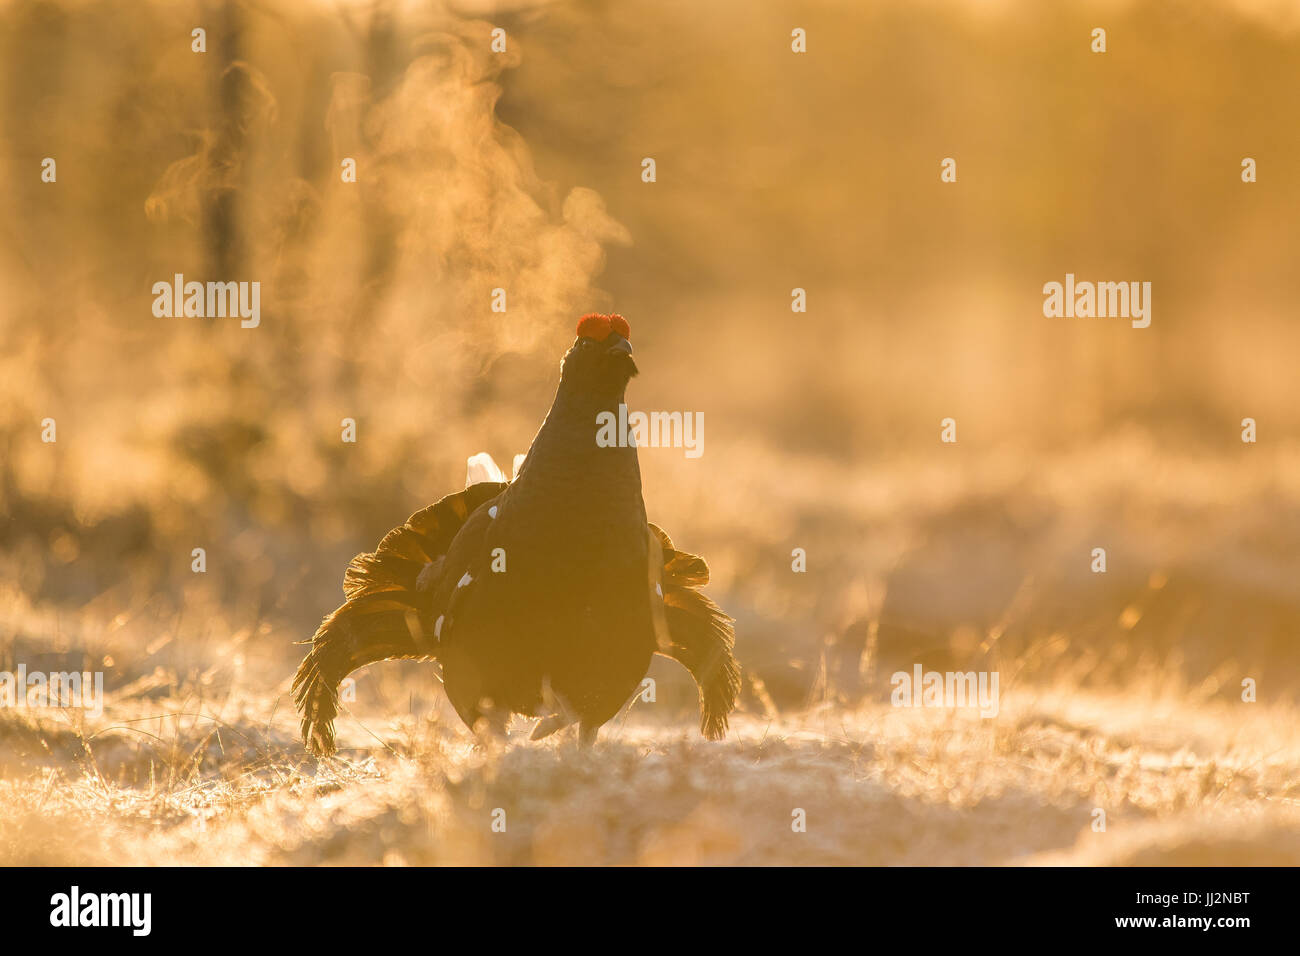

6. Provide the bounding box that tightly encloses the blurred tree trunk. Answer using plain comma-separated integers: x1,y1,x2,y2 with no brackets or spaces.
204,0,247,281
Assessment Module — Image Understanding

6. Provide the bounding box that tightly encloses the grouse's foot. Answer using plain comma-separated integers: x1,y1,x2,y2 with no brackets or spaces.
530,714,575,740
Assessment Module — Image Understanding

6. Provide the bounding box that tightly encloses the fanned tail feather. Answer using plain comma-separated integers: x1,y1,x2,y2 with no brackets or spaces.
343,480,507,601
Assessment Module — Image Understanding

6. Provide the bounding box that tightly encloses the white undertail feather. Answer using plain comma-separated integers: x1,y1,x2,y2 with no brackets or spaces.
466,452,507,486
466,451,526,486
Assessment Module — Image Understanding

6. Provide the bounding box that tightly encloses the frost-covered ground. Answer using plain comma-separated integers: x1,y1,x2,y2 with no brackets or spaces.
3,684,1298,866
2,434,1299,866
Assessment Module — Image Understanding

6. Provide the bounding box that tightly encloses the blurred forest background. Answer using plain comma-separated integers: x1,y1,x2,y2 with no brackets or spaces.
0,0,1297,865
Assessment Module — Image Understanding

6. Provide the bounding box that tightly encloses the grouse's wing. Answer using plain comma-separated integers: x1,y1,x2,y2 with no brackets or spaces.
293,478,508,754
648,522,740,739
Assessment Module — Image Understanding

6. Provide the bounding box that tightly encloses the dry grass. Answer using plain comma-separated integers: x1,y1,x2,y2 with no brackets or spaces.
3,436,1298,866
3,685,1298,866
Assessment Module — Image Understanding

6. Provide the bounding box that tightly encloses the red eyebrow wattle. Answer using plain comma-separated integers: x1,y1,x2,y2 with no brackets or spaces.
576,313,613,341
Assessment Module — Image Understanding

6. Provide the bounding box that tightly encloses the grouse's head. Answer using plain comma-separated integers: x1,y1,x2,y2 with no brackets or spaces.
559,312,638,400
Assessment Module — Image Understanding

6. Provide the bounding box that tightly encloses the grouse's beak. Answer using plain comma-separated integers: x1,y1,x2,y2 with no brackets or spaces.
606,334,637,377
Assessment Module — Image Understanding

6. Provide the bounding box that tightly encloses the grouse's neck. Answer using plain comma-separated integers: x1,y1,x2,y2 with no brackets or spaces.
508,385,646,537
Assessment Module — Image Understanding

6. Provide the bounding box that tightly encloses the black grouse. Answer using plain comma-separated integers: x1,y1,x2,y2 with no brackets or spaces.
293,313,739,753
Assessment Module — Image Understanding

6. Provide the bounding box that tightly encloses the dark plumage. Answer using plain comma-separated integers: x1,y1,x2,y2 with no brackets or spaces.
293,313,739,753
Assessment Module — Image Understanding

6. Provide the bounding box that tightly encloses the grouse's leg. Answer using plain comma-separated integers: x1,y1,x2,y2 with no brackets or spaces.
469,703,511,742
